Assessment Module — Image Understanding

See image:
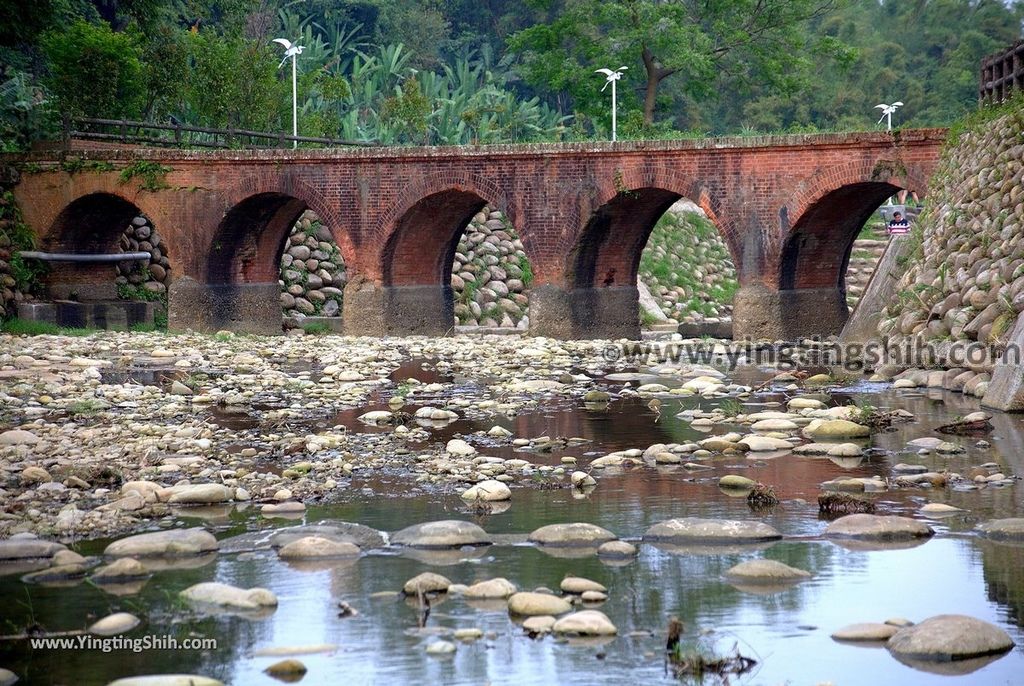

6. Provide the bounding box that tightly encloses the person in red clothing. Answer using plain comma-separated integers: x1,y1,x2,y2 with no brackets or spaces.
887,211,910,235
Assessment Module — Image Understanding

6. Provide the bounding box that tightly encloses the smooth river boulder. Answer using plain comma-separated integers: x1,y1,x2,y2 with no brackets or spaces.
105,528,218,557
391,520,491,548
0,537,67,560
803,419,870,439
180,582,277,610
724,559,811,583
831,623,900,641
89,612,141,636
887,615,1014,662
403,572,452,595
165,484,233,505
551,610,617,636
269,522,386,550
464,577,517,599
278,536,360,559
560,576,607,594
824,514,934,541
976,518,1024,542
107,676,224,686
92,558,149,582
528,523,617,547
644,518,782,545
460,480,511,502
507,592,572,616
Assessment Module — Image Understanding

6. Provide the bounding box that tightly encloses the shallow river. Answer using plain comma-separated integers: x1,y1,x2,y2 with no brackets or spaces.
3,363,1024,685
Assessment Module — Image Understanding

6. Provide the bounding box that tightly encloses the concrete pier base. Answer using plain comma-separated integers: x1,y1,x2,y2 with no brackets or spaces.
18,300,153,330
732,284,849,341
167,278,281,335
840,236,913,343
982,315,1024,411
343,282,454,337
528,285,640,340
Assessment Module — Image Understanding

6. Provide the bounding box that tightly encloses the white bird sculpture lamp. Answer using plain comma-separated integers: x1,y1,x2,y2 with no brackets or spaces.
274,38,305,147
875,101,903,131
595,66,628,142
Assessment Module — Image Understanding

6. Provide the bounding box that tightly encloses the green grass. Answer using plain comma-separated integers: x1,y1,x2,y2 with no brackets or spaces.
639,309,660,328
857,221,886,240
66,399,108,416
639,210,738,320
0,318,165,336
300,321,332,335
0,318,98,336
518,253,534,288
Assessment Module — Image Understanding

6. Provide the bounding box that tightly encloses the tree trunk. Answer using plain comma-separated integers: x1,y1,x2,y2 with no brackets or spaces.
641,46,677,125
643,69,659,125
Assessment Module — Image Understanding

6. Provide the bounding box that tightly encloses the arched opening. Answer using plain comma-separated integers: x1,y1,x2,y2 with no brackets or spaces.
637,199,737,329
557,187,736,338
780,181,901,292
204,192,348,334
365,188,536,334
356,188,488,336
383,189,487,287
42,192,172,328
570,188,680,289
208,192,306,286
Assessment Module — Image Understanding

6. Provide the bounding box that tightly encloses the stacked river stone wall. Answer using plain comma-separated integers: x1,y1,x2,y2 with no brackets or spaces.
845,237,887,308
115,215,171,298
0,232,16,320
269,199,893,332
275,204,746,329
639,202,737,325
877,103,1024,368
451,208,531,328
279,210,347,321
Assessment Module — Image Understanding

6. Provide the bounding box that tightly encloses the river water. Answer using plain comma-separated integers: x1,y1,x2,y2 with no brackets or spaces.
2,363,1024,685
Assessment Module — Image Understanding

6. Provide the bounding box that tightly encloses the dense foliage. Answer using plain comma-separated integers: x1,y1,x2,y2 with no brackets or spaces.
0,0,1021,150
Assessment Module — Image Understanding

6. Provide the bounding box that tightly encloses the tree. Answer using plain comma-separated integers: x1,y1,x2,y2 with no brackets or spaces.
511,0,844,126
40,20,145,119
182,30,284,131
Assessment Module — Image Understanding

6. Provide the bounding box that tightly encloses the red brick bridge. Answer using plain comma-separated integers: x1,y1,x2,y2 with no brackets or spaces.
9,129,945,339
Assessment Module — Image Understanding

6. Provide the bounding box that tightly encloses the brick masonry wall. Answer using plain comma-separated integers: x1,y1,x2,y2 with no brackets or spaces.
8,130,944,299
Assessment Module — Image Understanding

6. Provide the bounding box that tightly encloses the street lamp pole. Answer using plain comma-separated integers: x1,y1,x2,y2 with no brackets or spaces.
274,38,305,148
595,67,628,142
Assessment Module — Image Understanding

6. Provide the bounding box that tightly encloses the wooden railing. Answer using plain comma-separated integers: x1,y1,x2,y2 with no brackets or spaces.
980,40,1024,105
63,116,374,149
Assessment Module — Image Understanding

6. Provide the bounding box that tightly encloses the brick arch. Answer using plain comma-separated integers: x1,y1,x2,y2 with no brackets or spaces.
376,171,508,239
786,158,928,233
779,161,911,291
568,166,731,288
220,173,355,269
377,172,512,286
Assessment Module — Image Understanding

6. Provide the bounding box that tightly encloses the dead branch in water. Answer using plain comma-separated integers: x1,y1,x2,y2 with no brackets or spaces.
747,483,779,510
818,492,875,516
